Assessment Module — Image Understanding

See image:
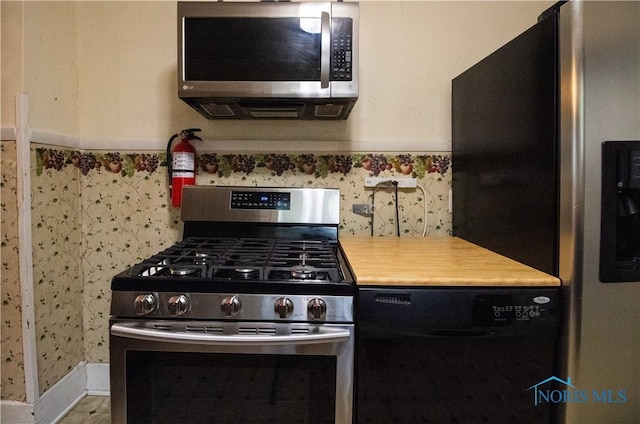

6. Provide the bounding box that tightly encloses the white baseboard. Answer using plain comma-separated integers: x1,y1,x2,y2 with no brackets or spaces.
0,362,110,424
86,363,110,396
38,363,86,424
0,399,34,424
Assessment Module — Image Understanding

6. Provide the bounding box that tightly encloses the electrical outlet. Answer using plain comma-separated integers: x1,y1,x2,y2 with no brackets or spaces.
364,177,417,188
352,204,373,215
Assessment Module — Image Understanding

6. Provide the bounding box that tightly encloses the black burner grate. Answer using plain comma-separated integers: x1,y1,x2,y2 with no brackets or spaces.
129,237,344,283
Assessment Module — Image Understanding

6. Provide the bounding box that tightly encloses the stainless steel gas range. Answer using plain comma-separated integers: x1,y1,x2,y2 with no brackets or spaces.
109,186,355,424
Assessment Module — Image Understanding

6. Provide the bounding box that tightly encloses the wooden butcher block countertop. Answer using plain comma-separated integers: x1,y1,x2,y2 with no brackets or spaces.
339,236,561,287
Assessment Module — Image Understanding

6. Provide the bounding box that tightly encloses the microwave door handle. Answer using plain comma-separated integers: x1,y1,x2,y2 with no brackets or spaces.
320,11,330,89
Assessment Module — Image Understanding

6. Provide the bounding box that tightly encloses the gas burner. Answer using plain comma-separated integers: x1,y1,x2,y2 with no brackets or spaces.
290,253,317,279
233,268,260,279
290,265,317,280
169,267,199,276
268,271,331,282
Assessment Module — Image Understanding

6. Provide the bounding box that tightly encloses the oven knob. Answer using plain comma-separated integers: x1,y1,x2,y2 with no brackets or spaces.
134,294,157,316
308,298,327,320
221,295,241,317
274,297,294,319
168,294,190,316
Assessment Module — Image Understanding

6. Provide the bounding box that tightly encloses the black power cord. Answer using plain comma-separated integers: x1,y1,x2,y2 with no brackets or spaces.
394,181,400,236
370,180,400,237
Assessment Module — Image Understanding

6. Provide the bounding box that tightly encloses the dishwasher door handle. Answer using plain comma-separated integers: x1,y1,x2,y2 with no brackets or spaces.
425,329,496,338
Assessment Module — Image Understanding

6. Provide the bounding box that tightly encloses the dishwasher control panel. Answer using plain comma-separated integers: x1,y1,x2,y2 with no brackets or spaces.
357,287,560,337
471,293,555,326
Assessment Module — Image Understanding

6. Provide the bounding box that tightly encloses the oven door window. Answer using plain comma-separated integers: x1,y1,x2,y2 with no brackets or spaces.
126,351,336,423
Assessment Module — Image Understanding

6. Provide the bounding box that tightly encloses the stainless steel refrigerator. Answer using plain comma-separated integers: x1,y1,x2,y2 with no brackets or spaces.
452,1,639,422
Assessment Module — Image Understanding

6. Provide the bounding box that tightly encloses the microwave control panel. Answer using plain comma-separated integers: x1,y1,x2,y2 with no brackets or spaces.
331,18,353,81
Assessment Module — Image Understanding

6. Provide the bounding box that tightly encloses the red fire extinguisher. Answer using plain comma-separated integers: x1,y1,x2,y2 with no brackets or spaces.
167,128,201,208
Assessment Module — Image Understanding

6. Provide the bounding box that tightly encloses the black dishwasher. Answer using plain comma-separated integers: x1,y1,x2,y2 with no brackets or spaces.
356,287,560,424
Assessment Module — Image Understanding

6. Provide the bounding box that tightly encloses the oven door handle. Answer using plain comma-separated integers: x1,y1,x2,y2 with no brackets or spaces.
110,323,351,346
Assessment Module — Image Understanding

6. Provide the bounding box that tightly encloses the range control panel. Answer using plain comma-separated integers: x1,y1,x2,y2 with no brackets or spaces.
230,190,291,210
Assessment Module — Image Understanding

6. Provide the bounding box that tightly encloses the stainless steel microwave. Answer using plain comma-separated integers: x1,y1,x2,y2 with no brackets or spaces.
178,1,359,120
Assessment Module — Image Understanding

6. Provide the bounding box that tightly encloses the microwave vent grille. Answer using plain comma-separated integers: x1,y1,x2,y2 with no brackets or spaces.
315,104,344,118
202,103,235,118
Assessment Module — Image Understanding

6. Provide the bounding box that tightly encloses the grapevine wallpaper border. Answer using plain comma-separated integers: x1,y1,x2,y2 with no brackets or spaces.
36,149,451,179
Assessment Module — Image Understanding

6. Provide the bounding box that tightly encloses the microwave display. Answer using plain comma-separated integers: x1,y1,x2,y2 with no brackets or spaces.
184,17,352,83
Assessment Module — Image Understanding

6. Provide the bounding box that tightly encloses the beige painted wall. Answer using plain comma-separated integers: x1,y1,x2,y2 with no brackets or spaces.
1,1,24,130
23,1,79,138
1,1,79,138
3,1,553,151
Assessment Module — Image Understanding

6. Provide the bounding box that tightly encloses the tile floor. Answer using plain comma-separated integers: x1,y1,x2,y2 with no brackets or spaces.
58,396,110,424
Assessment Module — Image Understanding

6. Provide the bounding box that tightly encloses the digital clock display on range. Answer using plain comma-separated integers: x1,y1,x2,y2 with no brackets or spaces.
230,191,291,210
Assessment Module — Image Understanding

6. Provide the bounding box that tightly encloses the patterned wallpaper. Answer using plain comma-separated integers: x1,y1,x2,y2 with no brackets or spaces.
78,156,182,363
31,150,84,394
17,146,452,378
1,141,26,401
